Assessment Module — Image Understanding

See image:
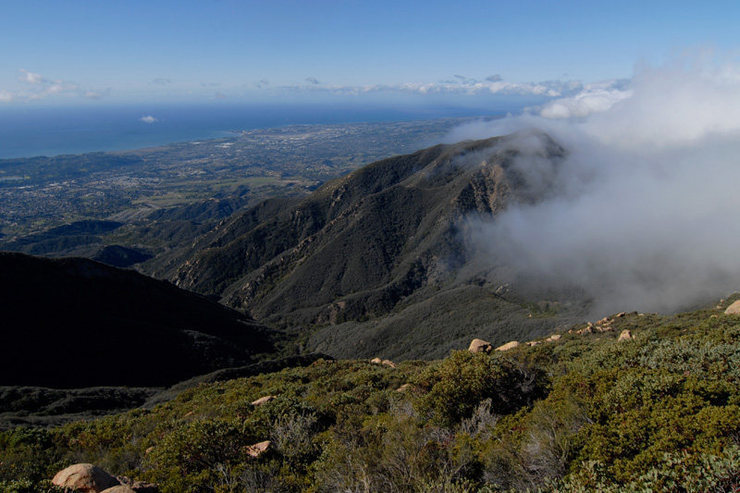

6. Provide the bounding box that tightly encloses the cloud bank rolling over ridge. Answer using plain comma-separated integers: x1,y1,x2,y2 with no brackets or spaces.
458,58,740,316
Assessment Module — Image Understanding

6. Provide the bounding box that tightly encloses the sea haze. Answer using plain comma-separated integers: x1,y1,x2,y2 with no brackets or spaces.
0,103,521,159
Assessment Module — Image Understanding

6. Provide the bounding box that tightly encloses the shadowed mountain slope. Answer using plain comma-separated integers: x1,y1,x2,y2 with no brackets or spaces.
0,252,275,387
166,132,581,358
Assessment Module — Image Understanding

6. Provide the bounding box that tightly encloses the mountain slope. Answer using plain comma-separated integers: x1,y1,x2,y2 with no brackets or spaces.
0,252,275,387
167,132,578,358
3,303,738,491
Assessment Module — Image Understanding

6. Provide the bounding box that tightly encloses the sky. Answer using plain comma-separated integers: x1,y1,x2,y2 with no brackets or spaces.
1,0,739,106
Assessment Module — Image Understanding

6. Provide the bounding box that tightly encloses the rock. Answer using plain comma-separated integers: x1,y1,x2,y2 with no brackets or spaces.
396,383,412,392
724,300,740,315
468,338,492,353
52,463,120,493
381,359,396,368
251,395,276,406
144,446,155,455
526,341,540,347
370,357,382,364
101,487,136,493
496,341,519,352
245,440,271,458
616,312,626,318
618,330,633,342
546,334,561,342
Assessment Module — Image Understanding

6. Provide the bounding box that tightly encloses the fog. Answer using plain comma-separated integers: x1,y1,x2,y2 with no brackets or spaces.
455,59,740,316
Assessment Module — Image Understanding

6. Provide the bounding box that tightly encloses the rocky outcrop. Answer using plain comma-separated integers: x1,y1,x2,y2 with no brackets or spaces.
468,339,492,353
496,341,519,352
370,357,383,364
52,463,120,493
381,359,396,368
546,334,561,342
724,300,740,315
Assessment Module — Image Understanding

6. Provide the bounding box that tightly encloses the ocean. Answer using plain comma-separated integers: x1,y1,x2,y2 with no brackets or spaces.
0,103,525,159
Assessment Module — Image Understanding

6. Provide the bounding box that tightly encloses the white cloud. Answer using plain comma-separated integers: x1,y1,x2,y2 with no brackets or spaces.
269,75,591,99
1,69,98,103
139,115,158,124
458,56,740,316
19,69,45,85
539,83,632,119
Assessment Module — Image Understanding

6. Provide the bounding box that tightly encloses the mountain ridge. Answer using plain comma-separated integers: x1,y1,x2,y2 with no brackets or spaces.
163,132,576,359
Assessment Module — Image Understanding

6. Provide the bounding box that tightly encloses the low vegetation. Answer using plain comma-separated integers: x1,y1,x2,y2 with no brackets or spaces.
1,306,738,492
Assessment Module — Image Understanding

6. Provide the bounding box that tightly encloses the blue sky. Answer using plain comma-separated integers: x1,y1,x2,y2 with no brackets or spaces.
1,0,739,106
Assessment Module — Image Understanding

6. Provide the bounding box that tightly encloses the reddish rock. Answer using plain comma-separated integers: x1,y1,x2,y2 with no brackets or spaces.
52,463,119,493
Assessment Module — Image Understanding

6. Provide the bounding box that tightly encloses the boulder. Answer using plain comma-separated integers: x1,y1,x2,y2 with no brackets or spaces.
618,330,633,342
496,341,519,352
546,334,561,342
381,359,396,368
396,383,412,392
468,338,492,353
251,395,276,406
52,463,120,493
526,341,540,347
724,300,740,315
246,440,271,458
370,357,382,364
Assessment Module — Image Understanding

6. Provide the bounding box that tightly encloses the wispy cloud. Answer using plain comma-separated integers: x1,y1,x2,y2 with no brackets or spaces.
1,69,99,103
139,115,157,124
19,69,45,85
271,75,592,98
